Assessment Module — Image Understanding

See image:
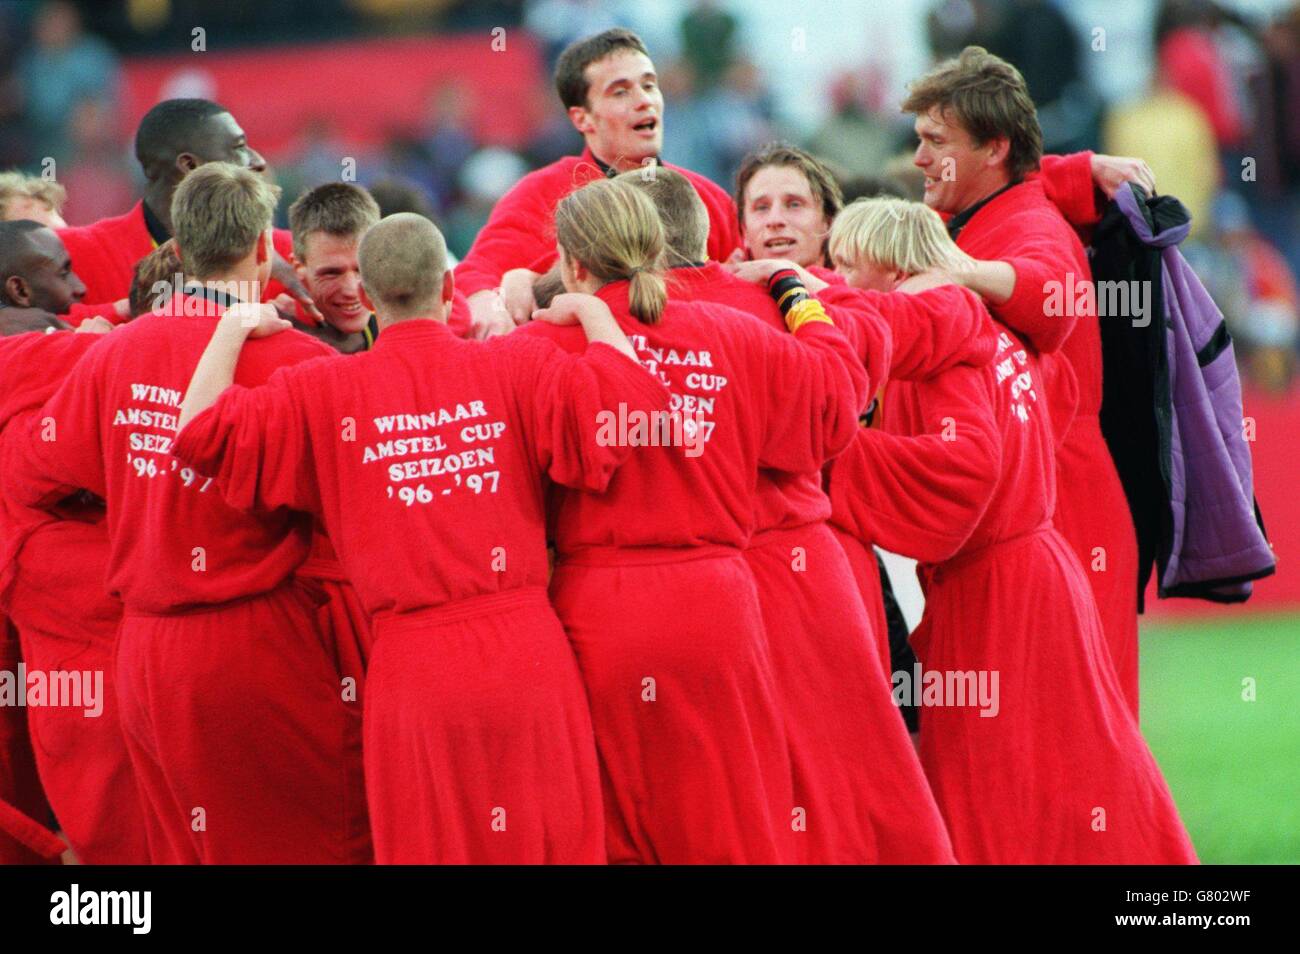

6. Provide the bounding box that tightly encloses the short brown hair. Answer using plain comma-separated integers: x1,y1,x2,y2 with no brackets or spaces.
0,170,66,219
734,143,843,265
901,46,1043,180
288,182,381,261
554,28,650,110
170,162,281,279
735,142,843,229
358,213,447,320
555,178,666,324
615,166,708,263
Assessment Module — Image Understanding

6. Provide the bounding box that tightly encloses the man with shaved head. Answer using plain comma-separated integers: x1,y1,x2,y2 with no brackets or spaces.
355,212,448,316
57,98,314,325
171,211,670,863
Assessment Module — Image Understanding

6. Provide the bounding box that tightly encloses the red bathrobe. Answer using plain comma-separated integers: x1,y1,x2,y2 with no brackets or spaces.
0,614,58,864
454,148,741,298
0,330,149,865
828,290,1196,864
662,263,955,863
1,294,371,865
953,166,1141,716
57,202,296,326
521,281,867,864
172,318,668,864
820,281,1002,667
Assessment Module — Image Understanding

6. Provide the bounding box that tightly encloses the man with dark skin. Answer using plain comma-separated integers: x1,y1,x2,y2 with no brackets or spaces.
0,219,88,334
0,216,126,865
58,98,317,325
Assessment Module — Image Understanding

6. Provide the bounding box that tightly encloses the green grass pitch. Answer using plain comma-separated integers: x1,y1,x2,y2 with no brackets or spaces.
1140,611,1300,864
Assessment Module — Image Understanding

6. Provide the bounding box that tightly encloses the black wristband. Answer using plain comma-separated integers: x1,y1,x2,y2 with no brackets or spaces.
767,269,809,316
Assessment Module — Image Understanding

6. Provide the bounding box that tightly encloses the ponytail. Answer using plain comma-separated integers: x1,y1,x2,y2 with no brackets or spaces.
555,178,668,324
627,268,666,324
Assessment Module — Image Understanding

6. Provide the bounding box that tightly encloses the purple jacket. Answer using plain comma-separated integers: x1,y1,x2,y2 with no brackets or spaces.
1115,185,1275,600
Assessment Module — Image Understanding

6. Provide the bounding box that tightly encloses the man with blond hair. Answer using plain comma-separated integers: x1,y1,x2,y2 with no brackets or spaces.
820,194,1195,864
3,162,371,864
0,171,67,228
168,210,665,863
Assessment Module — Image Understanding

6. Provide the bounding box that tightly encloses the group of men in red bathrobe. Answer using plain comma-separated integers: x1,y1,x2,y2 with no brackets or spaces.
0,28,1199,864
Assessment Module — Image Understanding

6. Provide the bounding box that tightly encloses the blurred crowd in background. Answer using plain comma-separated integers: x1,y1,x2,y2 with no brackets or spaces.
1,0,1298,390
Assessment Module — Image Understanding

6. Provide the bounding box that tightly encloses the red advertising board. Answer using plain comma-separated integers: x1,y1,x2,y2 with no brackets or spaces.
121,32,547,161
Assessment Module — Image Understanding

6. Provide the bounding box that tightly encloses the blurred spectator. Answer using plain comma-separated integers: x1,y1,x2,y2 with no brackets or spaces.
926,0,987,59
1105,62,1220,238
0,3,27,167
421,83,479,214
368,178,437,219
373,136,440,211
0,169,67,227
365,178,460,265
523,110,584,168
57,98,134,226
805,69,902,179
982,0,1102,153
983,0,1081,107
839,173,909,204
1253,3,1300,285
660,55,774,190
17,1,121,166
443,146,528,258
657,61,721,184
928,0,1101,154
880,152,928,202
291,117,358,188
1154,1,1244,150
840,155,923,204
679,0,737,88
1186,190,1298,392
525,0,620,69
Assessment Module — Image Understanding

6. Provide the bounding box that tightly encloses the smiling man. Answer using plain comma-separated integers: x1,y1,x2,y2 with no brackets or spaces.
454,28,742,336
903,46,1142,717
288,183,381,354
